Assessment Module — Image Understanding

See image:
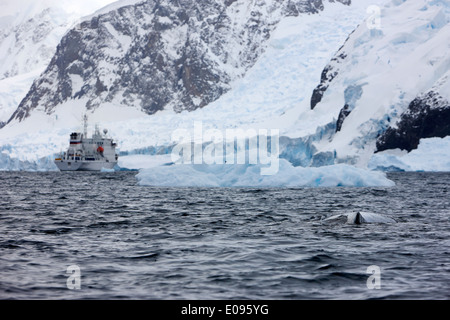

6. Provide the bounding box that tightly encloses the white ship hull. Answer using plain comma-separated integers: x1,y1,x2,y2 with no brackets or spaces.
55,160,116,171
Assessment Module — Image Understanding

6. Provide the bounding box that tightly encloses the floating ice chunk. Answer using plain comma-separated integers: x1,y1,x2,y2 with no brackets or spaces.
100,167,115,172
136,159,395,187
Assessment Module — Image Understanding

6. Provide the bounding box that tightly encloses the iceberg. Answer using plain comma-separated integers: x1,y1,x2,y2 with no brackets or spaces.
369,136,450,172
136,159,395,188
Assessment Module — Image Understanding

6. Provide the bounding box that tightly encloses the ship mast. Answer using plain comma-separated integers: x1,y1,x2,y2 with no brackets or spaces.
83,114,88,138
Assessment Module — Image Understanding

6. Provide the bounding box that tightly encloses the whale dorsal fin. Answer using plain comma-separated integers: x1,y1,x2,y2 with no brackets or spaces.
354,212,364,225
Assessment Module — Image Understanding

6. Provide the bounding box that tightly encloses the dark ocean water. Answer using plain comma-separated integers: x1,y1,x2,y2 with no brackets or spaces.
0,171,449,300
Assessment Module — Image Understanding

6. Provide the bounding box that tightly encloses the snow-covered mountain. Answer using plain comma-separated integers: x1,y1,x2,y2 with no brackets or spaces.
307,0,450,168
8,0,351,122
0,0,117,127
0,0,449,174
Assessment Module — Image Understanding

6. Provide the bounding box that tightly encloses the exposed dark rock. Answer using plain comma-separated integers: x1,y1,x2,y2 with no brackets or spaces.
335,84,363,132
310,52,347,110
336,104,351,132
376,91,450,152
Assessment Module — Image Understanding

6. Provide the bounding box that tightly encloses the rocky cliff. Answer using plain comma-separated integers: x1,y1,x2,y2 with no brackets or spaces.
9,0,351,123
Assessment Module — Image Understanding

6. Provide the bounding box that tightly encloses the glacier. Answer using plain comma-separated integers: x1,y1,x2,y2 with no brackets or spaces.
136,159,395,188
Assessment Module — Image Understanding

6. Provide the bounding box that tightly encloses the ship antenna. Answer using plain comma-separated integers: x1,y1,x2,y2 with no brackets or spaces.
83,114,88,138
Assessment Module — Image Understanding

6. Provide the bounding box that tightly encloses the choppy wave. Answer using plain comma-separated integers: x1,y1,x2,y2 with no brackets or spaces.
0,171,448,299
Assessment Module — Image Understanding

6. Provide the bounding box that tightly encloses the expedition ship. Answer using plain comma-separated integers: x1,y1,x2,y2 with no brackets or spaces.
54,115,118,171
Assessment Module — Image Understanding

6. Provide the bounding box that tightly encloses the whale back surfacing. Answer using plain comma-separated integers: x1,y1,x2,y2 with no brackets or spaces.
323,211,396,225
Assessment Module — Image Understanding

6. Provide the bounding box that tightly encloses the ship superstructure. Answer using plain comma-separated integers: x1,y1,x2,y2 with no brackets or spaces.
54,116,118,171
